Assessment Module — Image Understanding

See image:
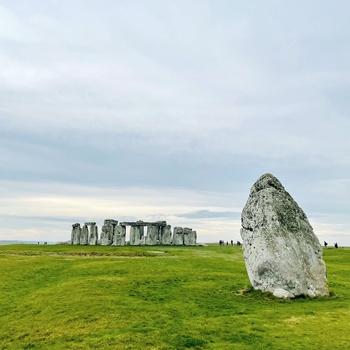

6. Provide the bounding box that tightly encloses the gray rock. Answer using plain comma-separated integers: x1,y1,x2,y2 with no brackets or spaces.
100,219,118,246
146,225,159,245
173,227,184,245
80,224,89,245
183,227,192,246
120,220,166,227
240,173,329,298
190,230,197,246
130,225,144,245
113,224,126,246
273,288,295,299
71,223,81,245
160,225,172,245
87,222,98,245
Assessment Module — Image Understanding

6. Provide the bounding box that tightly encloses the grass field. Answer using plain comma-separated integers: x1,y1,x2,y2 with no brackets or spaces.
0,244,349,349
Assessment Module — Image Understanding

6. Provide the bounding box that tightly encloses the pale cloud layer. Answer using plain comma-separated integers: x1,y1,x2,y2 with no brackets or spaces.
1,1,350,245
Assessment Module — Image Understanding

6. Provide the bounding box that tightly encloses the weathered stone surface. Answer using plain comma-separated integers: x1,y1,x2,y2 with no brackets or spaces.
190,230,197,246
183,227,192,246
160,225,172,245
173,227,184,245
240,173,329,298
130,225,144,245
113,225,126,246
183,228,197,246
71,223,81,245
87,222,98,246
145,225,159,245
106,219,118,226
100,219,118,246
80,224,89,245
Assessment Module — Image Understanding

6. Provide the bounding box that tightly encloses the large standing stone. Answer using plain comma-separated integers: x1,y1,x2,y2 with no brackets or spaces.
71,223,81,245
113,224,126,246
86,222,98,246
146,225,159,245
183,227,193,246
240,173,329,298
173,227,184,245
80,224,89,245
189,230,197,246
160,225,172,245
101,219,118,246
130,225,143,245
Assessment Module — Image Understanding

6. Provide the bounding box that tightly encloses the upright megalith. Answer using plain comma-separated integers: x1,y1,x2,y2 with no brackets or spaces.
113,224,126,246
240,173,329,298
160,225,172,245
101,219,118,246
183,228,197,246
86,222,98,246
146,224,159,245
71,223,81,245
80,224,89,245
173,227,184,245
130,224,143,246
190,230,197,246
183,227,193,246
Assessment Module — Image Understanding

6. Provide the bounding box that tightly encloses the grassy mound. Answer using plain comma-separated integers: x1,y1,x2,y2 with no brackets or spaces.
0,244,349,349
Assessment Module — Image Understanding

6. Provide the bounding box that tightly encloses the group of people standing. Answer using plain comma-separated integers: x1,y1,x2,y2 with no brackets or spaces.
219,240,241,246
324,241,338,248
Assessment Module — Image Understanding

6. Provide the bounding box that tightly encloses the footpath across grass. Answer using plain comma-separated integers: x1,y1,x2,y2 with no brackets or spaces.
0,244,349,349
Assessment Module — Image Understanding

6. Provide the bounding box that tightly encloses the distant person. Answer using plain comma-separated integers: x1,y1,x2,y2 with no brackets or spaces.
324,241,328,248
237,241,241,246
231,240,233,246
335,242,338,249
226,241,228,246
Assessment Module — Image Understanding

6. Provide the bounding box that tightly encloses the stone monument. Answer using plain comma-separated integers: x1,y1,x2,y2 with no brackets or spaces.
240,173,329,298
129,222,144,245
146,224,159,245
173,227,184,245
71,223,81,245
80,223,89,245
70,219,197,247
86,222,98,246
160,224,172,245
101,219,118,246
189,230,197,246
183,227,193,246
113,224,126,246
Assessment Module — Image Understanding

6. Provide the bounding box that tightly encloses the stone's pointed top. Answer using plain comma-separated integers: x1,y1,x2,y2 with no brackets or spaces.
250,173,285,194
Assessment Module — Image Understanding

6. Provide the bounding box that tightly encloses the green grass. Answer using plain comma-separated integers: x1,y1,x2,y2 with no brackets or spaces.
0,244,349,349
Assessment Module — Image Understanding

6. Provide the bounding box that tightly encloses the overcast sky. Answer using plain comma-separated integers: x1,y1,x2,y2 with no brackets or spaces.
1,1,350,245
